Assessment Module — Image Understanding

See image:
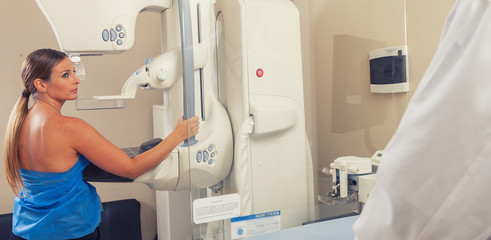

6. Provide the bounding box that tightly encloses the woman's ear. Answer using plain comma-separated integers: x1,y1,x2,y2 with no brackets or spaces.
33,78,47,93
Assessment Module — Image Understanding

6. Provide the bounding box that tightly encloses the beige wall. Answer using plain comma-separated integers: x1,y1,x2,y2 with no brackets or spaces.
0,2,163,239
406,0,457,94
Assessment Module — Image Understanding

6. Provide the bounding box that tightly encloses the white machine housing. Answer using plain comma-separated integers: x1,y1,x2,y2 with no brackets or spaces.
215,0,315,230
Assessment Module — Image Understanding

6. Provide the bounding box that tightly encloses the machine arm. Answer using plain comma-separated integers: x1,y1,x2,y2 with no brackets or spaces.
36,0,172,55
92,45,207,100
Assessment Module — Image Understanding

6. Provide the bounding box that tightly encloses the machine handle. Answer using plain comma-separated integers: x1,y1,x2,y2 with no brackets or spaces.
178,0,198,146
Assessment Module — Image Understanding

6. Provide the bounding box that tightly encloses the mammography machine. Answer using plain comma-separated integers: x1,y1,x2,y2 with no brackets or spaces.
35,0,314,239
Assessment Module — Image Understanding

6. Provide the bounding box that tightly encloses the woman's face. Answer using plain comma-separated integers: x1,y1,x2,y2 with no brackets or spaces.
45,57,80,101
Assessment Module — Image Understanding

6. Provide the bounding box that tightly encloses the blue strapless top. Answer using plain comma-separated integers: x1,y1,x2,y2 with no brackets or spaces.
12,155,102,240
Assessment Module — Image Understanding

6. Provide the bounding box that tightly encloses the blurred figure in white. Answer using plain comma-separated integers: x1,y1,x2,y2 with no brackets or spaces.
353,0,491,239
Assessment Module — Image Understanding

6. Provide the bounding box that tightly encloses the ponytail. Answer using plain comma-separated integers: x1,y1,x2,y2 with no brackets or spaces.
3,48,66,195
4,93,30,195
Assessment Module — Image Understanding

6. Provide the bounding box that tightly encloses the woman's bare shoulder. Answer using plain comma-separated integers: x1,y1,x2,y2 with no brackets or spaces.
51,115,95,135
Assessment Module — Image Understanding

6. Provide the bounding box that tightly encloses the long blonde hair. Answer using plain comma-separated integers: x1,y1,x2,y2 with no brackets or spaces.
4,49,67,195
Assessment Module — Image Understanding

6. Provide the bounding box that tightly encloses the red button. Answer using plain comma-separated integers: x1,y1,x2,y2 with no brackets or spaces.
256,69,264,78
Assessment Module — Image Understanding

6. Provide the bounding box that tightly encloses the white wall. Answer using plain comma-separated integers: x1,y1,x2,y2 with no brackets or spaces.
0,2,164,239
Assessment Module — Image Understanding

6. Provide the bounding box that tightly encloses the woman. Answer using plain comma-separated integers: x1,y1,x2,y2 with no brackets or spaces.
3,48,200,240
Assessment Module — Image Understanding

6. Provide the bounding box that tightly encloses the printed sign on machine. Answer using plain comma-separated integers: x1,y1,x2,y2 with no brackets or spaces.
230,211,281,239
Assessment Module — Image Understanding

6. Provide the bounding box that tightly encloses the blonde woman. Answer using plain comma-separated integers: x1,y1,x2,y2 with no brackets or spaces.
4,48,199,240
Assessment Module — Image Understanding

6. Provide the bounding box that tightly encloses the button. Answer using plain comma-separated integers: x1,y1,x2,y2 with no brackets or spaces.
110,29,117,42
159,71,168,81
203,151,209,162
196,152,202,163
119,32,125,38
208,145,214,151
102,29,109,41
210,152,216,158
117,39,123,45
208,159,213,165
256,68,264,78
116,25,122,31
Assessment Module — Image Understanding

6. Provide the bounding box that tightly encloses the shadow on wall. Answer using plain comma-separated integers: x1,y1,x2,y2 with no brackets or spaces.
311,0,409,161
331,34,387,134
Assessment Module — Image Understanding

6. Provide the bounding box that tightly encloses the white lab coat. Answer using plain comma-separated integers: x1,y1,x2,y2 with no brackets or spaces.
353,0,491,239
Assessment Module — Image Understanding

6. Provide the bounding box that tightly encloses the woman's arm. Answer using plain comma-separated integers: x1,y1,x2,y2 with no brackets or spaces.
68,116,199,179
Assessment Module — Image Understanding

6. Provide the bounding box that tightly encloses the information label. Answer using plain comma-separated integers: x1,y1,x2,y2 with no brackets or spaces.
230,210,281,239
193,193,241,224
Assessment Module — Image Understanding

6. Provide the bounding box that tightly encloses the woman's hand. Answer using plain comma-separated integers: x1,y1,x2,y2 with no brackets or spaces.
172,116,200,142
